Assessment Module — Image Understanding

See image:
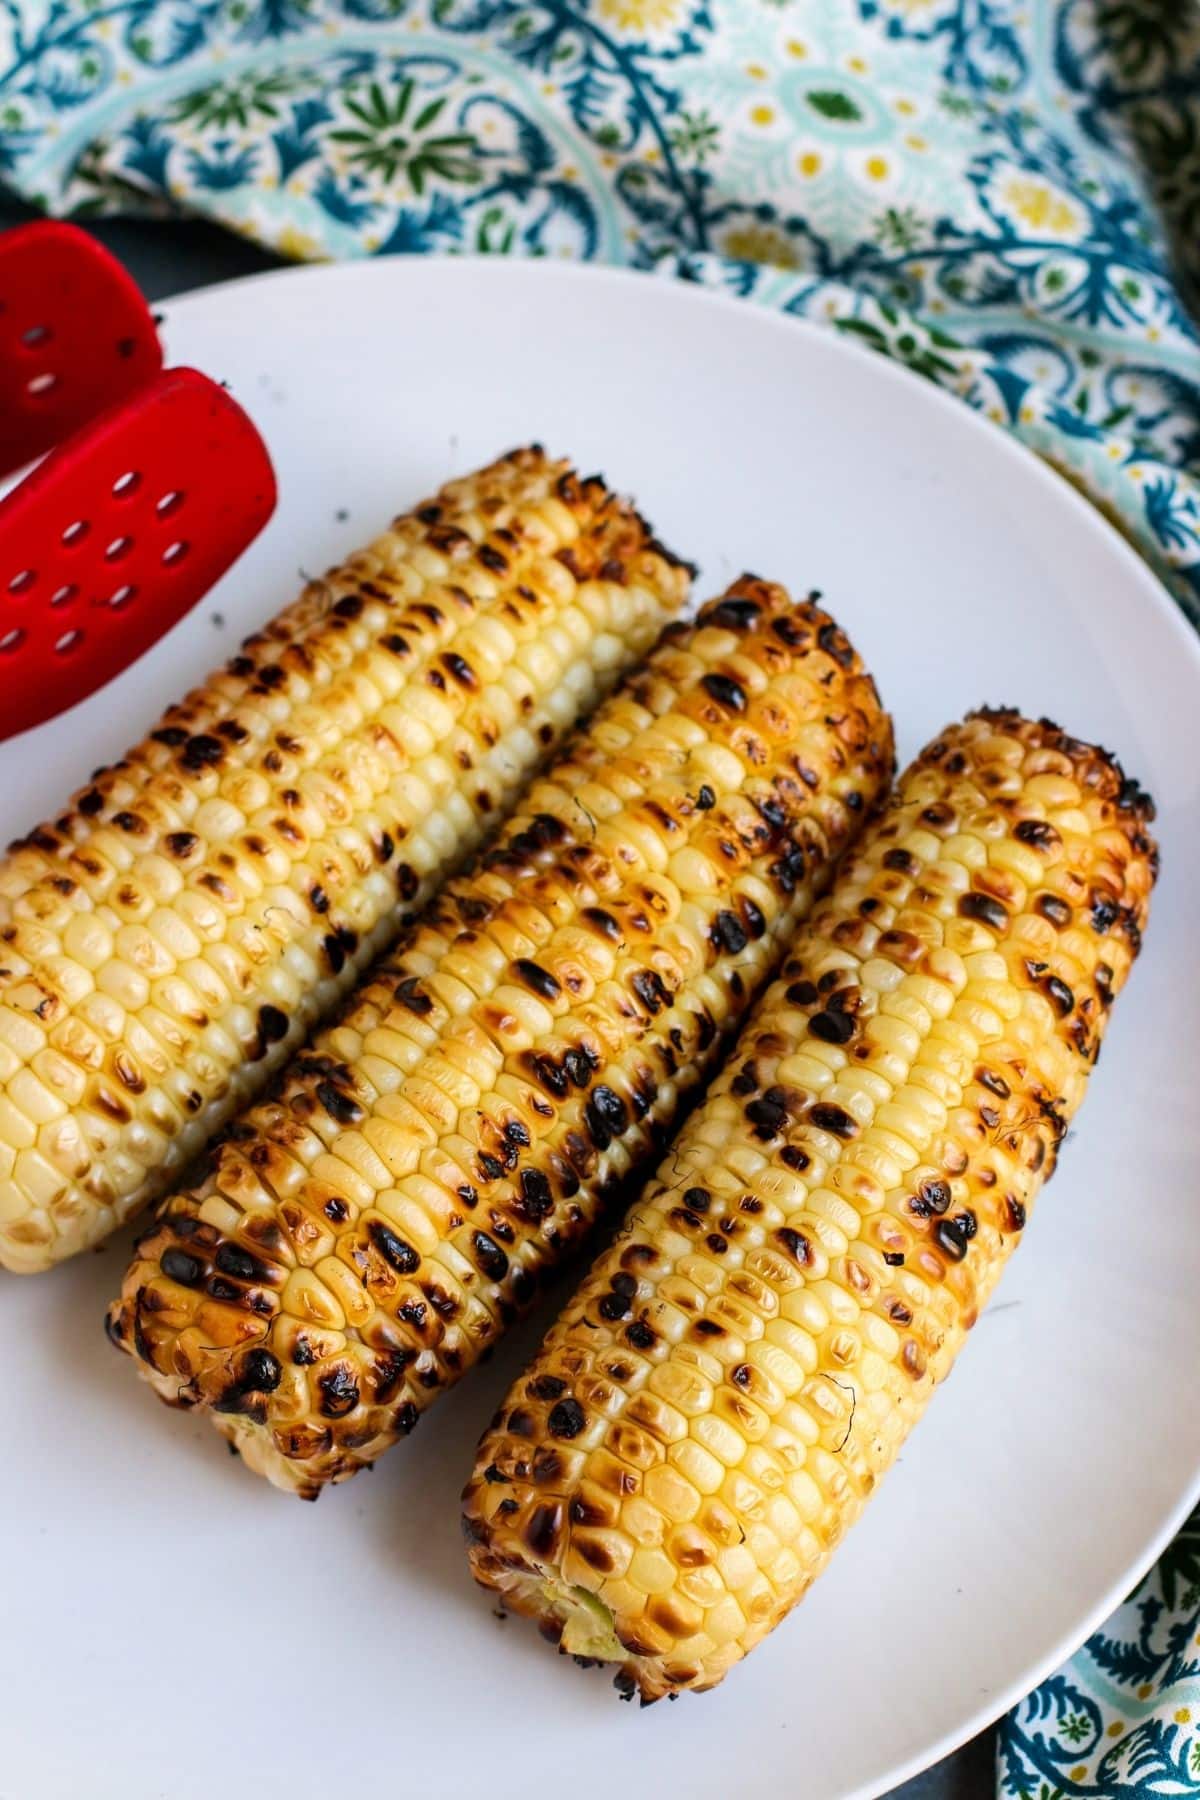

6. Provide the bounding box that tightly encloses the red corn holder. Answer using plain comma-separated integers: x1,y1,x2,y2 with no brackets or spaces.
0,224,277,742
0,220,163,479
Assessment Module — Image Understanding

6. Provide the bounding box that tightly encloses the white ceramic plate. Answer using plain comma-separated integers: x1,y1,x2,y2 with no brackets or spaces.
2,260,1198,1800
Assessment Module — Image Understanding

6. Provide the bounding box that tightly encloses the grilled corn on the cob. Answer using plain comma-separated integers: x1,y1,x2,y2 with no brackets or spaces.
0,449,688,1272
107,578,893,1495
462,710,1156,1698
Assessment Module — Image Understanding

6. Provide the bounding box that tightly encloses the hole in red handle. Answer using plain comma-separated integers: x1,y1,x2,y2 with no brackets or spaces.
26,371,58,397
156,490,185,518
0,627,26,654
54,628,84,655
20,324,51,348
105,535,134,563
7,569,35,595
51,584,78,608
112,471,141,499
62,520,90,547
162,540,189,567
109,584,136,610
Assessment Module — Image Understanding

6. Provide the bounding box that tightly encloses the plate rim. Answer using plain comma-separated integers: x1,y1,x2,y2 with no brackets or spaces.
29,252,1200,1800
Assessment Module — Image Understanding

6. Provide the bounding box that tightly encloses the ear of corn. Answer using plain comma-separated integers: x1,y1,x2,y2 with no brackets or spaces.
0,449,689,1272
462,711,1157,1699
106,579,893,1495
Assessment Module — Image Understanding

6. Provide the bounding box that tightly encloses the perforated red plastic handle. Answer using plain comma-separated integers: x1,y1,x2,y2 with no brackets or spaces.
0,367,277,741
0,221,163,479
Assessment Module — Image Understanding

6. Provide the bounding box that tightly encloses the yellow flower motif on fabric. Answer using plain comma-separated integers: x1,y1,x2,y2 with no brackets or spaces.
597,0,681,32
999,175,1085,239
721,224,799,269
275,225,324,262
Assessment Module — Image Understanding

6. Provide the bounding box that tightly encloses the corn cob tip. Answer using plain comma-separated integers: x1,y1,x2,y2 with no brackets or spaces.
967,705,1157,832
490,449,697,582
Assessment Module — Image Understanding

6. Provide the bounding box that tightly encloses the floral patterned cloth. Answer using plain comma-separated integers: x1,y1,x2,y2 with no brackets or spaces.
2,1,1199,1791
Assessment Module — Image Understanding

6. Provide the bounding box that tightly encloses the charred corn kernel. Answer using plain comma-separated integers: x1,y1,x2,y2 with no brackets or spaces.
0,449,688,1273
107,579,893,1495
463,710,1156,1700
